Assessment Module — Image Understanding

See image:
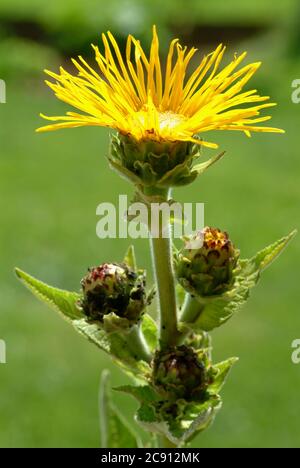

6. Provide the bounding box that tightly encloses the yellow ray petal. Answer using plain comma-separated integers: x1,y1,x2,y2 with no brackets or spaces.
37,27,284,143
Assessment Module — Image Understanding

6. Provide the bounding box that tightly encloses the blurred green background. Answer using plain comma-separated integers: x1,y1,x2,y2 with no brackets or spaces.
1,0,300,448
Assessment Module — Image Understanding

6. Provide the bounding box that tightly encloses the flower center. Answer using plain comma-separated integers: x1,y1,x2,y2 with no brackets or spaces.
129,109,186,133
203,228,229,250
158,111,186,130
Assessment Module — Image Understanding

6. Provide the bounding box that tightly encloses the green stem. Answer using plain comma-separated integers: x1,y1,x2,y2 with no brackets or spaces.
125,325,152,363
144,186,179,349
180,294,205,323
158,434,177,448
150,233,178,348
99,369,110,448
177,294,205,344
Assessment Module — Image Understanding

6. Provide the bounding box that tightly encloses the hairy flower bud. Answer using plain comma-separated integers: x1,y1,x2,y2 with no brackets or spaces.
152,345,208,401
80,262,148,326
175,227,239,297
109,133,201,188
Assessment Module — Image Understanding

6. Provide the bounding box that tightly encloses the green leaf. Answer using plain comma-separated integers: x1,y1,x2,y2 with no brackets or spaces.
141,314,158,352
99,370,141,448
241,228,297,273
15,268,83,321
182,230,297,332
114,384,164,436
190,288,248,332
123,245,137,271
114,384,160,404
168,397,222,444
15,268,150,380
209,357,239,395
136,396,222,446
137,402,161,425
115,384,222,445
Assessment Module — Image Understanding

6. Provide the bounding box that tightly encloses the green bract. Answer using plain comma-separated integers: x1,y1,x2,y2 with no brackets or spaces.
109,133,226,189
80,262,149,331
152,345,208,401
177,229,297,333
175,227,239,297
116,355,238,446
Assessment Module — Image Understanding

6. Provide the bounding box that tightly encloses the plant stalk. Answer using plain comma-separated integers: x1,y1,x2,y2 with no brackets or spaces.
158,434,177,448
180,294,205,323
177,294,206,344
125,325,152,363
144,186,179,350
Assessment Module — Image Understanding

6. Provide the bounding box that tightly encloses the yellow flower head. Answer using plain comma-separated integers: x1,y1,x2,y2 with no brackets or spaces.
37,26,284,149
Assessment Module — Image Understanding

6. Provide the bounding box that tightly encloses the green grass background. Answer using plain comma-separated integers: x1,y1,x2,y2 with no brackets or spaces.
0,0,300,448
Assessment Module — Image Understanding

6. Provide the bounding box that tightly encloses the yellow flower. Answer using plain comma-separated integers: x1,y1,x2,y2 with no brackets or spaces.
37,26,284,149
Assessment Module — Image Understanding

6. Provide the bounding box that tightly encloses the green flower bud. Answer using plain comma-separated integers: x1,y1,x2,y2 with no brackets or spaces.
80,263,148,326
176,227,239,297
109,133,201,188
152,345,208,401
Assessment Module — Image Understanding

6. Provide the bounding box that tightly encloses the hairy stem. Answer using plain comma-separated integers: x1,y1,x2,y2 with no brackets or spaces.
144,187,179,350
150,233,179,348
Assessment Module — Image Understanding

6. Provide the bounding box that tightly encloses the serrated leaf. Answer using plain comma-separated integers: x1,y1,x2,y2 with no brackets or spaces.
114,384,159,404
136,396,221,446
141,314,158,352
123,245,137,271
241,228,297,273
169,397,222,444
191,289,247,332
100,370,141,448
15,269,150,380
182,230,297,332
15,268,83,321
116,384,222,446
209,357,239,395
